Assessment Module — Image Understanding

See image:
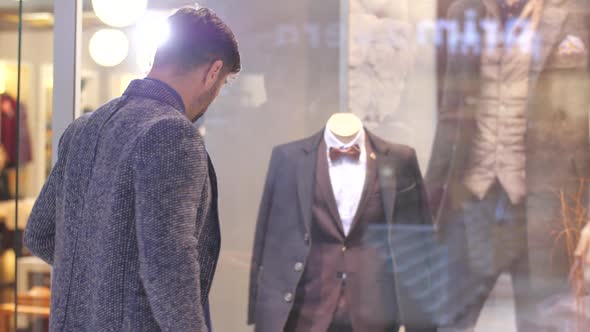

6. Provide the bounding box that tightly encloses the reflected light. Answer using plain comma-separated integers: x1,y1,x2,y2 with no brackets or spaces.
92,0,148,28
1,250,15,281
135,11,171,73
119,74,141,95
236,74,267,108
89,29,129,67
0,63,5,94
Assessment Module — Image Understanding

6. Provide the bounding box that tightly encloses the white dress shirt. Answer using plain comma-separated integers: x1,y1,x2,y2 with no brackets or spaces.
324,128,367,236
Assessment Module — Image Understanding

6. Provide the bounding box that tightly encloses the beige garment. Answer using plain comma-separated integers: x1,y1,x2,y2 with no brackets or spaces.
463,0,543,204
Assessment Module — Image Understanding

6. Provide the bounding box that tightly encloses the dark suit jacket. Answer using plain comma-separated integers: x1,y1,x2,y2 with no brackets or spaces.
248,129,433,332
426,0,590,298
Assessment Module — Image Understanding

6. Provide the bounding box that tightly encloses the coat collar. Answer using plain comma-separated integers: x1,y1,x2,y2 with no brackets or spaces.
482,0,501,19
123,78,186,113
300,127,392,157
452,0,568,99
531,4,569,75
478,0,568,71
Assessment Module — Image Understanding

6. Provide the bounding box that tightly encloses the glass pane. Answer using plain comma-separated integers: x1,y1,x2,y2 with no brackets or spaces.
77,1,342,330
1,1,55,331
31,1,590,332
202,2,342,331
430,1,590,331
0,0,22,330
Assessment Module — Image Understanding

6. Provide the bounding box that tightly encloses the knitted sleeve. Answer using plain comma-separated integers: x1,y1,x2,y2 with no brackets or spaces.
133,117,209,332
24,121,77,265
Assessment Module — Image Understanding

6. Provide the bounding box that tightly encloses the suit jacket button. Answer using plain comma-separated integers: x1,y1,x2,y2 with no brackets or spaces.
284,292,293,303
294,262,304,272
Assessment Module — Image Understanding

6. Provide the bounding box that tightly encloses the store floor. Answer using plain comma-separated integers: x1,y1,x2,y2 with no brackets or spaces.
474,273,516,332
400,274,517,332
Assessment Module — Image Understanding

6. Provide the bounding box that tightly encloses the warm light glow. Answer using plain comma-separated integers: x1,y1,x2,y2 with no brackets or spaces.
0,63,5,94
89,29,129,67
92,0,148,28
135,11,172,73
119,74,141,95
22,12,54,21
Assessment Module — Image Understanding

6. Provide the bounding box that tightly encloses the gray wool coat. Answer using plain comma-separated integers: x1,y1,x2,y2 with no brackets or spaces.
24,78,220,332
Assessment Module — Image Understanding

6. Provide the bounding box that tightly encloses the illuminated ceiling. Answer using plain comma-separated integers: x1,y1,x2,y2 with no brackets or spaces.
0,0,195,31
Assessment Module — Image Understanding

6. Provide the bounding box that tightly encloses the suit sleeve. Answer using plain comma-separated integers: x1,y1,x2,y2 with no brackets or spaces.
396,149,434,226
424,3,467,218
133,118,208,332
248,147,281,325
24,122,76,265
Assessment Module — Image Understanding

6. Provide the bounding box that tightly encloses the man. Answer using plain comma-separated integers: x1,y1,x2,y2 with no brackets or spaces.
248,124,437,332
24,7,240,332
427,0,590,330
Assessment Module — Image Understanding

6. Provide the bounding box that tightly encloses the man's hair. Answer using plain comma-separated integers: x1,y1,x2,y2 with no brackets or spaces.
153,7,241,74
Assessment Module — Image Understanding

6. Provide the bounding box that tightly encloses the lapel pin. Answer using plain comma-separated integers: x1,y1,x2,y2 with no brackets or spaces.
370,152,376,160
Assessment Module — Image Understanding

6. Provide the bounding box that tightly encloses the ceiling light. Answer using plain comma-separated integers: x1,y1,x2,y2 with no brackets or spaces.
89,29,129,67
135,11,171,73
91,0,147,28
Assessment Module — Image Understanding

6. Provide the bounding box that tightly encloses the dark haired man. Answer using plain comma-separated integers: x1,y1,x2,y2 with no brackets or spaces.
24,7,240,332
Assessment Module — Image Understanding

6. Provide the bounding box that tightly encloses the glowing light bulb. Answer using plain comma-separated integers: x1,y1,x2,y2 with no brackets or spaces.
89,29,129,67
135,11,171,73
92,0,148,28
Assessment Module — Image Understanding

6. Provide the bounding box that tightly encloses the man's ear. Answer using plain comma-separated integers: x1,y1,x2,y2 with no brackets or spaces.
205,60,224,89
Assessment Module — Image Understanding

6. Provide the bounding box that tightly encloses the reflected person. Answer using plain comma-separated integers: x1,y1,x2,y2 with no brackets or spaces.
24,7,240,332
427,0,590,331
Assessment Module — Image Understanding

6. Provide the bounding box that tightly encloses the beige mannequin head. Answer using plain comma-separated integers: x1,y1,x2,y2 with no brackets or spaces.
326,113,363,144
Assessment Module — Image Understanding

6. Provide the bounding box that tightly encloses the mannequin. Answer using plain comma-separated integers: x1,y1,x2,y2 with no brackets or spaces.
325,112,363,144
249,117,436,331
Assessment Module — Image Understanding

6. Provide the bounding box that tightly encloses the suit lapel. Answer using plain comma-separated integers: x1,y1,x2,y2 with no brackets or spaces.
459,2,567,116
367,131,397,225
530,5,568,84
297,131,323,233
348,138,378,235
479,0,568,78
206,153,219,215
456,1,568,102
316,139,346,236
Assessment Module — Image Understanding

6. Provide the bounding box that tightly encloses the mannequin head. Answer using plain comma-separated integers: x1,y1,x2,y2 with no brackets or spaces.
326,113,363,144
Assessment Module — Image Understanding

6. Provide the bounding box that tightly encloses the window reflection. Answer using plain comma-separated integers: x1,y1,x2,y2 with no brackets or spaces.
3,0,589,331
